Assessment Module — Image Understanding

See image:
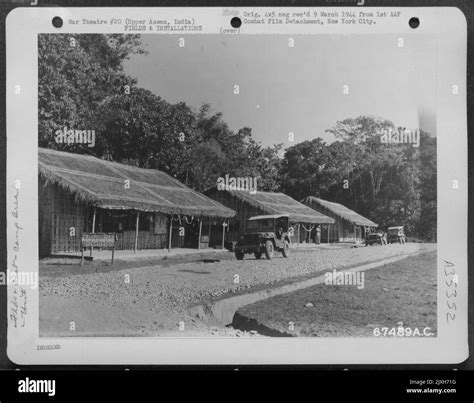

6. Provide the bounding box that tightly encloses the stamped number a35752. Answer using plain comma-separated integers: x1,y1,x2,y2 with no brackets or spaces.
444,260,457,324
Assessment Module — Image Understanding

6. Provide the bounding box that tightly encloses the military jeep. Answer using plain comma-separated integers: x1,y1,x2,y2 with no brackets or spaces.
235,214,291,260
365,230,387,246
387,226,406,244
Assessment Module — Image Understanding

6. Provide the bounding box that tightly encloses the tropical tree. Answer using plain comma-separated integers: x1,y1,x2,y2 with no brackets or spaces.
38,34,144,150
281,116,436,239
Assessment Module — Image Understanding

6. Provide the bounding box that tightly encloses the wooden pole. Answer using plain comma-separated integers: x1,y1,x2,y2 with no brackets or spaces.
222,222,226,250
168,215,173,252
297,224,300,247
208,219,212,249
134,212,139,253
198,218,202,250
90,207,96,257
92,208,96,233
327,224,330,243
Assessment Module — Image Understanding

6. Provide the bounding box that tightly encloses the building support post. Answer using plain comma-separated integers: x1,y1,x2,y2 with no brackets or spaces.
168,215,173,252
198,218,202,250
134,212,140,253
90,207,96,257
208,219,212,248
221,221,226,250
92,208,96,233
297,224,300,247
327,224,330,243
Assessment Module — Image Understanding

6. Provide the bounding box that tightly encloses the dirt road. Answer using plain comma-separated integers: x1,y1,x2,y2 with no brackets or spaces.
39,243,434,336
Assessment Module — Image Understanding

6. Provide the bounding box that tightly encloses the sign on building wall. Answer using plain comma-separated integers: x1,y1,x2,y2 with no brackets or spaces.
153,214,168,235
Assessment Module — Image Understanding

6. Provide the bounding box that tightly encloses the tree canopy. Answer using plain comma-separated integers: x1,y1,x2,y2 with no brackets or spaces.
280,118,436,239
39,34,436,240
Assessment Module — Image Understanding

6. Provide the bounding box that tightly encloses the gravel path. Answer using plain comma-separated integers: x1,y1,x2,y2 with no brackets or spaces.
40,243,432,319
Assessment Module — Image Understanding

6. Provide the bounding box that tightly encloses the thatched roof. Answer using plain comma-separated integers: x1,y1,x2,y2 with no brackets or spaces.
214,189,334,224
38,148,235,218
302,196,378,227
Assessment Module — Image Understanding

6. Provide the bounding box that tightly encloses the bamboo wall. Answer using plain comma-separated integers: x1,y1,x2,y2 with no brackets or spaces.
38,181,171,255
207,190,314,245
39,179,88,256
303,200,367,242
39,180,220,256
206,189,265,243
114,230,168,250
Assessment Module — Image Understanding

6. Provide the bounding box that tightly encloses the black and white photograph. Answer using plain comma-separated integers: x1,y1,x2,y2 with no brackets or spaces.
37,32,438,338
4,6,468,366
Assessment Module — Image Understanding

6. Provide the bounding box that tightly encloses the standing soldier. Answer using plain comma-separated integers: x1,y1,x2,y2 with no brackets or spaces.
316,225,321,244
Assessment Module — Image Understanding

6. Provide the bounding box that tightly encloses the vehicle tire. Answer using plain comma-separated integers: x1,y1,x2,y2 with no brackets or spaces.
264,241,274,260
282,241,290,258
254,251,262,259
235,248,244,260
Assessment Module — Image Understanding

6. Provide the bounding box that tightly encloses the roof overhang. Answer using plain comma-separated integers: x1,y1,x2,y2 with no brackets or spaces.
248,214,289,221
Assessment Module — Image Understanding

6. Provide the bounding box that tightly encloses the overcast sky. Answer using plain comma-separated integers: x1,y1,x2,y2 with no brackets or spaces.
124,34,436,147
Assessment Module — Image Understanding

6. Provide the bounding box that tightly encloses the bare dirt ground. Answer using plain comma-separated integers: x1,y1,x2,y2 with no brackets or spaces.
39,243,434,337
235,251,437,337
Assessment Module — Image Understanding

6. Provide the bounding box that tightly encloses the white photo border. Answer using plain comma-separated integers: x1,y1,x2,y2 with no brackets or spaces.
6,7,468,365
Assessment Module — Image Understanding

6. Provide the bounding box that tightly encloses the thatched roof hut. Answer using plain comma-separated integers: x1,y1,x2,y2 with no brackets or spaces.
39,148,235,218
205,187,334,224
301,196,377,227
205,188,334,245
38,148,235,256
218,190,334,225
301,196,377,243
